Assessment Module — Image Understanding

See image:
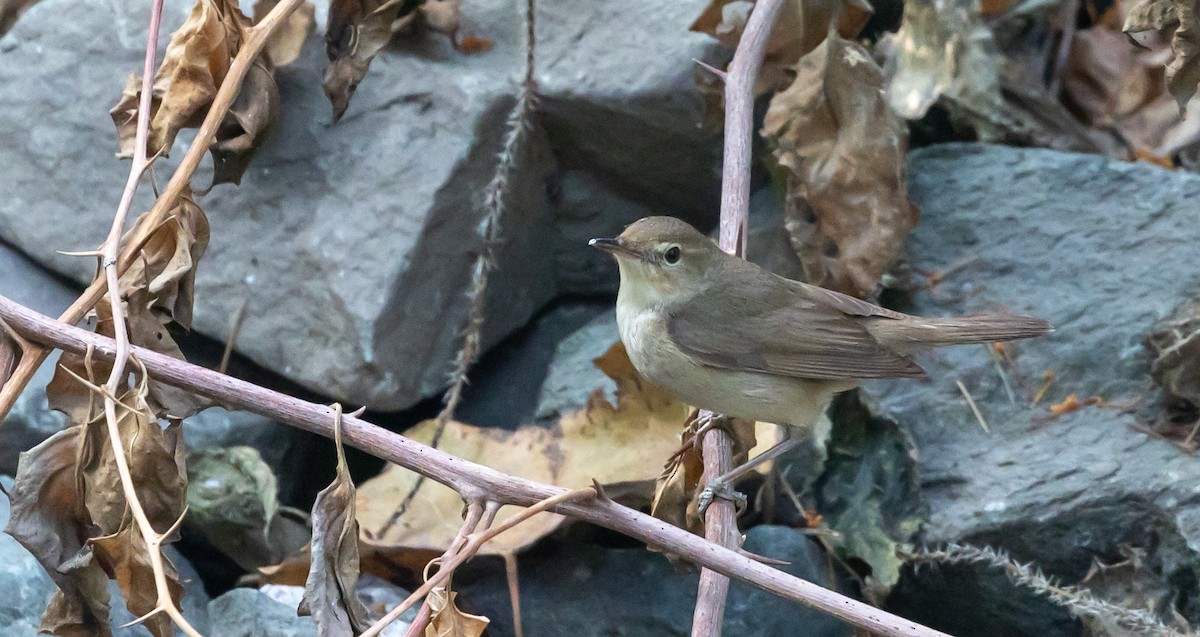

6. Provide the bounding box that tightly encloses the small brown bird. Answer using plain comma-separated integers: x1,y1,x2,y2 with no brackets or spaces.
591,216,1051,509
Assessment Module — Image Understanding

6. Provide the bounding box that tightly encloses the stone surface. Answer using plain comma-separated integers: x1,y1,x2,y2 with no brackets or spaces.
208,588,317,637
868,143,1200,629
459,526,852,637
0,476,210,635
0,243,72,475
0,0,722,410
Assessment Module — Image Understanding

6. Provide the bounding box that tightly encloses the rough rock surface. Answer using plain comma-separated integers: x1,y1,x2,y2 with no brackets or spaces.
0,0,721,410
871,144,1200,629
459,526,852,637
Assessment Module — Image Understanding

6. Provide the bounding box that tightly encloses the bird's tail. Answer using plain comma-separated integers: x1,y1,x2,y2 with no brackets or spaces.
868,314,1053,349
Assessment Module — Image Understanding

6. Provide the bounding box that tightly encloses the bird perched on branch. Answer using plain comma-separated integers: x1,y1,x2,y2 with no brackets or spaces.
591,216,1052,512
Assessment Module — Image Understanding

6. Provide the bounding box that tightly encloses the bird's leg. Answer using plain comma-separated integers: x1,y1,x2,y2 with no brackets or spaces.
697,434,806,516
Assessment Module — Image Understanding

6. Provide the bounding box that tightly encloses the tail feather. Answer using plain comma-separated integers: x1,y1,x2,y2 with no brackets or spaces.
868,314,1053,350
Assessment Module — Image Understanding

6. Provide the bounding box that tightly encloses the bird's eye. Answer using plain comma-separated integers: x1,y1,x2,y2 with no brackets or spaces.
663,246,681,265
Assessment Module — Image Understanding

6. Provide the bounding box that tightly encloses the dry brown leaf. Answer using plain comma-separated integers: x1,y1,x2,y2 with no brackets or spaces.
253,0,315,67
77,389,187,637
355,342,693,571
882,0,1002,120
324,0,407,121
690,0,871,94
0,330,18,388
763,35,919,298
299,408,374,635
1124,0,1200,111
209,60,280,187
4,427,113,637
425,588,488,637
113,0,250,159
91,526,185,637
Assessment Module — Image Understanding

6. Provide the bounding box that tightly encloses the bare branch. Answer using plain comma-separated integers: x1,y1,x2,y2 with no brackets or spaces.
0,295,951,637
694,0,788,634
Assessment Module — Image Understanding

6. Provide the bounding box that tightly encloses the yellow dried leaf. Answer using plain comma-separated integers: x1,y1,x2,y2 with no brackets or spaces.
356,342,693,570
763,35,918,298
425,588,488,637
253,0,315,67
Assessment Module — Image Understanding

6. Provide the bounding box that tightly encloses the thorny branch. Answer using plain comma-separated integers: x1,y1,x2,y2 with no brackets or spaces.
95,1,199,633
0,0,309,422
694,0,787,635
906,544,1188,637
0,295,951,637
399,500,487,637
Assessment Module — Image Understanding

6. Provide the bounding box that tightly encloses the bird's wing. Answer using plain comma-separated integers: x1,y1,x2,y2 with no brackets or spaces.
666,269,926,380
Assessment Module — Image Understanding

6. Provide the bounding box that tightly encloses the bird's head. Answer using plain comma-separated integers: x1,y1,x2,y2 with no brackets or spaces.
590,217,721,308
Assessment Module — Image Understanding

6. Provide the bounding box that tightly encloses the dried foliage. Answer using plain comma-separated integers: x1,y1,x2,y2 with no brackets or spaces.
300,407,375,635
323,0,470,120
1146,297,1200,409
425,588,488,637
762,35,919,297
1124,0,1200,111
354,343,693,570
253,0,315,66
881,0,1002,119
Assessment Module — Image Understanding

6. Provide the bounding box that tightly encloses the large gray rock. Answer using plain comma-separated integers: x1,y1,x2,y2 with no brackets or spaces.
869,144,1200,628
459,526,852,637
0,0,721,410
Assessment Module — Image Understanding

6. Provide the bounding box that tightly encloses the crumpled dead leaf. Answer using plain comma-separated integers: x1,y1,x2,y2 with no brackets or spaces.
111,0,249,159
186,446,310,571
299,407,374,635
425,588,488,637
762,35,919,298
881,0,1003,120
209,60,280,187
0,330,17,388
323,0,406,122
354,342,693,573
4,427,112,636
691,0,871,96
1124,0,1200,111
1146,297,1200,410
253,0,315,67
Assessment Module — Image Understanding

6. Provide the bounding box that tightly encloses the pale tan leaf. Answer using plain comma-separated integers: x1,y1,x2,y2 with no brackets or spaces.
299,410,374,635
882,0,1002,119
1124,0,1200,111
425,588,488,637
763,36,919,298
356,342,693,570
253,0,315,66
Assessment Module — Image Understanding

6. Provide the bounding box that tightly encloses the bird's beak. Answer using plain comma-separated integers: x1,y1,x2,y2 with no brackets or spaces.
589,237,644,260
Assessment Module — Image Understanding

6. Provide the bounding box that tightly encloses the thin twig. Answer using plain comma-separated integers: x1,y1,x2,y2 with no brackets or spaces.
694,0,788,635
906,544,1187,637
381,0,539,539
504,551,524,637
217,297,248,375
95,1,200,633
364,490,591,637
956,380,991,434
0,0,309,421
401,500,486,637
0,295,951,637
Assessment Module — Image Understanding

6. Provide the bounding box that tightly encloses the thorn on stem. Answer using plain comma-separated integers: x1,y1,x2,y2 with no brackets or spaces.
693,58,728,81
